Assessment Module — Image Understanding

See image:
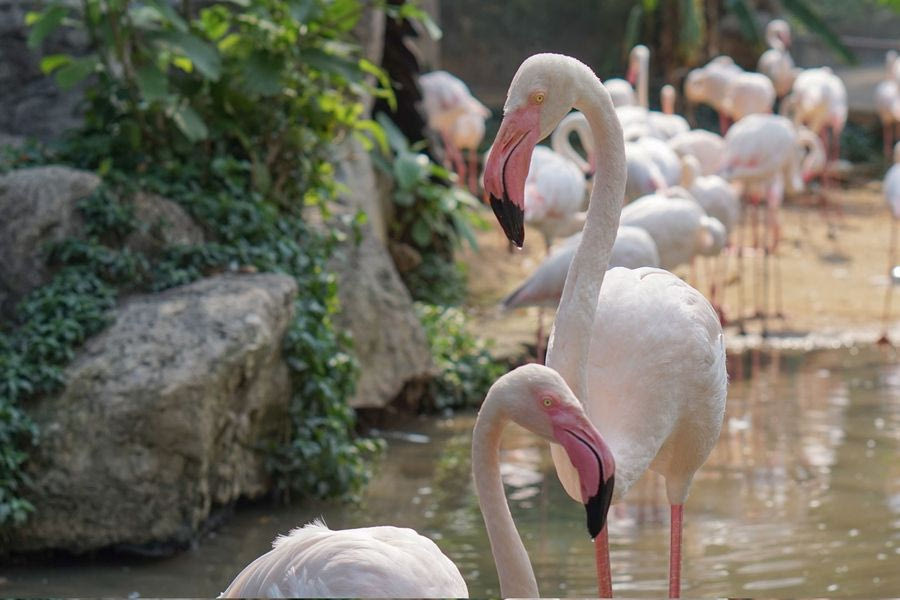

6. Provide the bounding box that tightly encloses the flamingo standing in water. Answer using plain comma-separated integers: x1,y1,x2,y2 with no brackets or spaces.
484,53,727,599
874,50,900,161
879,142,900,345
220,364,615,598
757,19,798,99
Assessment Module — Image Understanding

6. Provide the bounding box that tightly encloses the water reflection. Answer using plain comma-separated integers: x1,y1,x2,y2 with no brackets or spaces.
4,347,900,597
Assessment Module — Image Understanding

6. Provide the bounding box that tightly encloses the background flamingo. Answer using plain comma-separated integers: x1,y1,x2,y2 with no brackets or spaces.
525,145,588,252
484,53,727,598
721,71,776,126
684,55,743,132
874,50,900,161
667,129,726,175
786,67,848,166
879,142,900,345
757,19,798,98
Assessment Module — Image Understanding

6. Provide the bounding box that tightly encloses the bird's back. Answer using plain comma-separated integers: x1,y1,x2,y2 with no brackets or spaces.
220,521,468,599
620,195,707,270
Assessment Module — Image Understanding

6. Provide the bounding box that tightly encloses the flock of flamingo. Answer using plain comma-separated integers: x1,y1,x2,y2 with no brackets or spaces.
217,19,900,600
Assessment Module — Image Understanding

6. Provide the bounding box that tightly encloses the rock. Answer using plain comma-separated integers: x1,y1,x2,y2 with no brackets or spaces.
124,192,206,257
330,224,433,410
0,166,100,316
333,138,389,243
6,273,297,554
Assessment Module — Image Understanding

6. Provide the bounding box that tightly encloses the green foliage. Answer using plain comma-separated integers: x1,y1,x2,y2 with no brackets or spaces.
0,0,403,527
374,114,488,304
416,303,505,412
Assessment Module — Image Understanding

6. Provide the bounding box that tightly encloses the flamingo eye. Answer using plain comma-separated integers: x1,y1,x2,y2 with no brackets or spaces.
542,396,553,407
533,92,545,104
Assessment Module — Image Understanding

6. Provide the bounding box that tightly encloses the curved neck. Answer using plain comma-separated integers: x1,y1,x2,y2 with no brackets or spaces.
472,401,540,598
546,70,627,400
765,25,786,51
797,127,825,176
637,52,649,109
551,112,594,174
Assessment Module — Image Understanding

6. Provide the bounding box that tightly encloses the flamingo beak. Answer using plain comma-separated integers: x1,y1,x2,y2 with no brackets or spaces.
553,413,616,539
483,104,541,247
626,64,636,86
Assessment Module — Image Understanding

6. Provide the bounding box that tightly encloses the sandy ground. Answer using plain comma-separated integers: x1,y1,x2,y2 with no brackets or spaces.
460,169,899,359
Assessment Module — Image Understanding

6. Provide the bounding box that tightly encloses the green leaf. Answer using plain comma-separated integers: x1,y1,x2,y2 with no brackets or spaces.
781,0,857,64
394,153,426,190
39,53,72,74
451,211,479,251
375,112,409,153
411,219,431,247
170,103,209,141
287,0,317,23
26,3,68,49
54,55,98,89
136,64,168,103
145,0,188,32
243,51,284,96
724,0,761,45
354,119,388,155
302,48,362,82
155,31,222,80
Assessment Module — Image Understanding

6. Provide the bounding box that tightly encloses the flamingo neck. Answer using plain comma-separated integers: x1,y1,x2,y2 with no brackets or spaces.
551,112,594,174
472,401,540,598
765,26,785,52
545,68,627,401
637,52,649,109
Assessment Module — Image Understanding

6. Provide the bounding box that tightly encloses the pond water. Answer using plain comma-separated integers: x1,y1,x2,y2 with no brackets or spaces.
4,347,900,597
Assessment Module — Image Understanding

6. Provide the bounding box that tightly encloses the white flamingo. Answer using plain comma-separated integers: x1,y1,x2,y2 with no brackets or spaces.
419,70,490,193
502,226,660,310
484,53,727,598
605,78,636,107
879,142,900,345
667,129,726,175
684,55,743,132
757,19,798,98
721,71,776,124
620,194,727,271
786,67,848,165
874,50,900,161
220,364,616,599
525,145,588,251
648,85,691,140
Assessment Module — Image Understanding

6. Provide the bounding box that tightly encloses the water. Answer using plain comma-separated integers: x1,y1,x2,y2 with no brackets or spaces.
4,347,900,597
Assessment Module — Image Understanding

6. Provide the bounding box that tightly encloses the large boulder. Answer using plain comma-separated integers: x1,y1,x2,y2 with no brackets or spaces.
329,140,432,409
6,273,297,554
0,166,204,318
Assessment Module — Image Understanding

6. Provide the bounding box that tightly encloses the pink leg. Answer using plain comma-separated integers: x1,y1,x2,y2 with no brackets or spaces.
467,149,479,195
669,504,684,599
595,525,613,598
878,219,897,345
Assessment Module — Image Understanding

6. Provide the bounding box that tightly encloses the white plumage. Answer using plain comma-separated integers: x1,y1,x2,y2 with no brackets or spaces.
887,143,900,219
620,194,726,270
721,72,776,122
757,19,797,98
874,51,900,160
525,145,588,250
220,520,468,598
667,129,726,175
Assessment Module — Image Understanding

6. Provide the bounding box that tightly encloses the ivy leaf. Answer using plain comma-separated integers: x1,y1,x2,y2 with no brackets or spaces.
145,0,188,32
411,219,432,247
155,31,222,80
39,53,72,75
170,103,209,141
394,153,425,190
26,3,68,49
54,54,99,89
243,51,284,96
287,0,317,23
353,119,388,155
136,64,169,103
302,48,361,82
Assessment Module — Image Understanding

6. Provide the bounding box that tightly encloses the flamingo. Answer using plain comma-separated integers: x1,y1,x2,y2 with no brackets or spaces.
220,364,616,599
419,70,490,193
874,50,900,161
757,19,798,98
525,145,588,252
484,53,727,599
879,142,900,345
721,72,776,125
605,78,636,107
502,226,660,310
647,85,691,140
667,129,726,175
620,194,727,271
684,55,743,133
786,67,848,165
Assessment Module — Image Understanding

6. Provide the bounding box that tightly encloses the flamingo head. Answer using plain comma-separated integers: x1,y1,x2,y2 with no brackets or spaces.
483,54,582,247
485,364,616,538
627,45,649,87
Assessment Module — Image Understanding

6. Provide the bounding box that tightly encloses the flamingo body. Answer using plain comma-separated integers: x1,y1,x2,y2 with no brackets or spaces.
722,72,776,121
525,145,588,249
668,129,726,175
220,520,468,598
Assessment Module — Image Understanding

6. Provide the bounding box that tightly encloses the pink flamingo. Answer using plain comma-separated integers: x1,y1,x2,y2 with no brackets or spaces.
874,50,900,161
757,19,798,98
221,364,616,598
419,70,490,193
484,53,727,599
721,71,776,124
525,145,588,252
878,142,900,345
667,128,726,175
786,67,848,166
648,85,691,140
684,55,743,133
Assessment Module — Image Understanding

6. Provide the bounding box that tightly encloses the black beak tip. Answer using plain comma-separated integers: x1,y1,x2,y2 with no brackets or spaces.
585,474,615,539
489,193,524,248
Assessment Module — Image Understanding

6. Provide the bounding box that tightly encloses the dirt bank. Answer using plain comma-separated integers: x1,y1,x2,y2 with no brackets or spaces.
461,169,900,358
